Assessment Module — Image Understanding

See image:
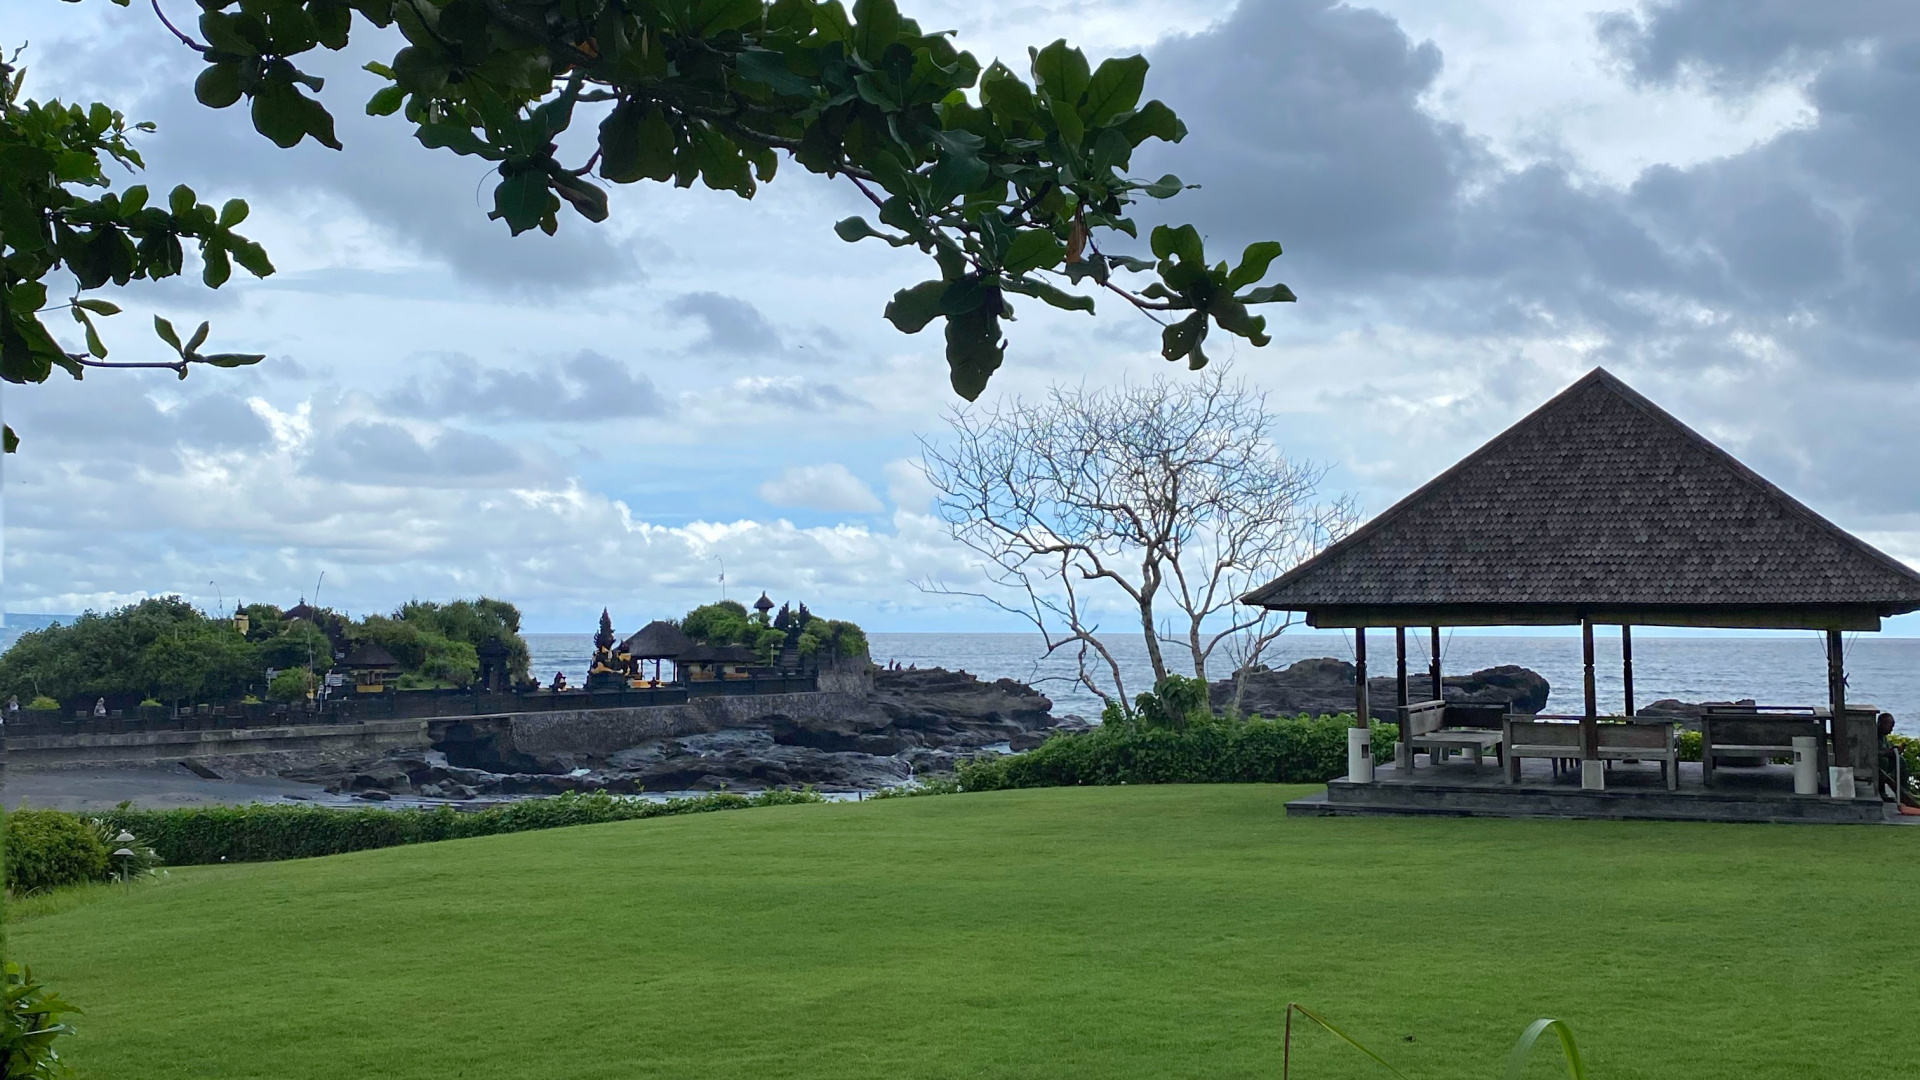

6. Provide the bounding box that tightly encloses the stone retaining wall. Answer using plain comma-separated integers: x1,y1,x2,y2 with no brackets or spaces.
4,719,430,771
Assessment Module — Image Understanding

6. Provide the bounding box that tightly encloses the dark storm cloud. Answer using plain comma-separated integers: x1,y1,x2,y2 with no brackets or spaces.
1139,0,1920,518
390,351,666,422
303,420,522,483
668,292,782,355
1596,0,1911,92
1140,0,1480,286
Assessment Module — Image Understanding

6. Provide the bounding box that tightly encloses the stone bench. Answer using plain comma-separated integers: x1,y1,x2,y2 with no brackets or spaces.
1404,700,1505,767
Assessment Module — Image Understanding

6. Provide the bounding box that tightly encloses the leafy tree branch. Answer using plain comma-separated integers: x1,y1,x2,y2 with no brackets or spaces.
115,0,1296,398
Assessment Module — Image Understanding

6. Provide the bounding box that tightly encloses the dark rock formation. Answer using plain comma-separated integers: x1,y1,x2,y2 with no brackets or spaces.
1636,698,1758,729
1211,658,1551,721
294,666,1069,797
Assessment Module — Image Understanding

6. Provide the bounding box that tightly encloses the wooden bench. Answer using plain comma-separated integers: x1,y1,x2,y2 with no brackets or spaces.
1403,700,1505,768
1503,716,1679,790
1700,712,1824,786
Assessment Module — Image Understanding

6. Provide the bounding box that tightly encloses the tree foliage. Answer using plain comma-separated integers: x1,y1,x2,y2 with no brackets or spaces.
0,594,532,704
0,48,270,452
107,0,1294,399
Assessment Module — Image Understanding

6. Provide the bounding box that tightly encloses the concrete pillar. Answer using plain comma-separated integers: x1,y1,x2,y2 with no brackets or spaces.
1581,617,1603,791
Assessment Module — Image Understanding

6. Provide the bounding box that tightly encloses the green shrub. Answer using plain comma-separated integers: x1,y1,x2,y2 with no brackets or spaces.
1889,734,1920,801
6,810,110,895
955,715,1398,791
267,668,314,702
0,961,80,1078
1130,675,1213,731
867,777,963,799
24,697,57,712
100,788,826,867
1677,728,1702,762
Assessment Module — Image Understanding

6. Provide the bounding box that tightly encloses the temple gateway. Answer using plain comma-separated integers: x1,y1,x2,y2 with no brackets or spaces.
1244,368,1920,823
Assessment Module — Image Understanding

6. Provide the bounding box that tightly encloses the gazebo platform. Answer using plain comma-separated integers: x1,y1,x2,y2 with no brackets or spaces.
1288,758,1903,825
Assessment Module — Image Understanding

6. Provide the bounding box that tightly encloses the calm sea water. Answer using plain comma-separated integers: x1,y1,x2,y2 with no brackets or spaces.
526,631,1920,734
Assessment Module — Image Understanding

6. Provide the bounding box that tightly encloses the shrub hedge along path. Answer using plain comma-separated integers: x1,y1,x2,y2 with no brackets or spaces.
12,786,1920,1080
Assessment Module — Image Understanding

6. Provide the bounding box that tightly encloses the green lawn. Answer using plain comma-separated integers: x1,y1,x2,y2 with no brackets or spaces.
11,786,1919,1079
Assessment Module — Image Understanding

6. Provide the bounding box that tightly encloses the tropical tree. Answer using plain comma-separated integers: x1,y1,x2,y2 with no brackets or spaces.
918,365,1357,711
5,0,1297,435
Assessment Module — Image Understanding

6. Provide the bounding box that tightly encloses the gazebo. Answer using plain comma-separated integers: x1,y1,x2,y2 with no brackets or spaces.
620,620,692,684
1243,368,1920,822
338,643,402,694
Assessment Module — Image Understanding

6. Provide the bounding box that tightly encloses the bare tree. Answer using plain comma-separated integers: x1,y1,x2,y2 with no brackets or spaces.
918,365,1356,712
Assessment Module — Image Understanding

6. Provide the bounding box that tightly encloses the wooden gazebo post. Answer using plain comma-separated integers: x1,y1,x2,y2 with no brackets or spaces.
1350,627,1373,782
1395,627,1409,771
1581,617,1603,790
1827,629,1850,793
1429,627,1442,700
1621,625,1635,716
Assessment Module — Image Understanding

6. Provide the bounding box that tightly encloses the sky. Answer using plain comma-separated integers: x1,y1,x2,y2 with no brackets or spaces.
7,0,1920,635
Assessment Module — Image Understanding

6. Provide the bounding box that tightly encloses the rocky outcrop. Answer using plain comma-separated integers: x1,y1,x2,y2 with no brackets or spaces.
295,666,1069,797
1636,698,1758,729
1211,658,1552,721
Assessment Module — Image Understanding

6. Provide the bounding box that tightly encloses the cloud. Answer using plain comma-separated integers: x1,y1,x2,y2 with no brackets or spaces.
732,376,867,412
758,464,885,513
391,351,666,422
301,420,525,485
668,292,781,355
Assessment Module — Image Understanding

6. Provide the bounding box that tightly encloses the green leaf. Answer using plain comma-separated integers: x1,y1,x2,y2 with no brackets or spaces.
153,316,183,353
4,425,18,454
417,121,496,159
1287,1005,1416,1080
490,171,556,235
832,216,912,246
365,85,406,116
850,0,902,63
194,63,244,109
250,82,311,149
1226,241,1283,290
944,294,1004,401
1505,1018,1588,1080
201,352,266,368
1241,283,1297,304
1209,300,1268,346
1136,173,1184,199
186,321,211,354
1044,93,1084,149
551,172,610,223
1150,223,1204,265
231,241,276,279
884,279,946,334
599,102,677,184
1161,311,1206,364
1002,276,1095,314
1120,100,1185,144
1002,229,1065,276
927,129,989,206
73,299,121,316
218,199,250,229
391,46,449,95
1107,254,1157,273
1083,55,1147,126
72,309,108,359
692,0,767,35
168,185,197,218
979,63,1033,126
1030,40,1091,107
735,48,818,97
203,244,232,288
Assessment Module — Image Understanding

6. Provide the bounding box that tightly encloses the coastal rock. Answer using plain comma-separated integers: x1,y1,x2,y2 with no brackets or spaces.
1636,698,1758,728
1210,658,1551,721
292,667,1070,796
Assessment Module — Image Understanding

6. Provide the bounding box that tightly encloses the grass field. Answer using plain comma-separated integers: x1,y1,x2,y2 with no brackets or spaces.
11,786,1920,1079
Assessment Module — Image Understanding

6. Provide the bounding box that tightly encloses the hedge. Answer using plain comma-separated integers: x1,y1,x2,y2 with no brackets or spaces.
91,789,823,868
955,714,1397,791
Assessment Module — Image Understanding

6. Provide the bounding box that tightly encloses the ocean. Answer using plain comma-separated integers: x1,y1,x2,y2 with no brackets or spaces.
527,631,1920,735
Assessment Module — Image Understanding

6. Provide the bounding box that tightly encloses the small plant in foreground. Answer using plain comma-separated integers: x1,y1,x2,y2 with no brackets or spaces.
1284,1002,1588,1079
0,961,80,1079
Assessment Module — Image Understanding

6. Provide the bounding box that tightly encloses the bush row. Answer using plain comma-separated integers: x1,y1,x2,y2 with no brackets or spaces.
0,790,821,874
955,714,1396,791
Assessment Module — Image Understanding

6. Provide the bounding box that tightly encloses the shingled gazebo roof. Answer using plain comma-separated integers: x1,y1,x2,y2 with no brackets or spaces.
620,620,691,659
1242,368,1920,630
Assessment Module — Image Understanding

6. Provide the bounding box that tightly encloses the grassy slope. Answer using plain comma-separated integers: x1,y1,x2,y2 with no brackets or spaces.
12,786,1920,1080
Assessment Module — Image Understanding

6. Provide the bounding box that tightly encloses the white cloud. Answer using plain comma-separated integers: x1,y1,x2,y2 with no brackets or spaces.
757,464,885,514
